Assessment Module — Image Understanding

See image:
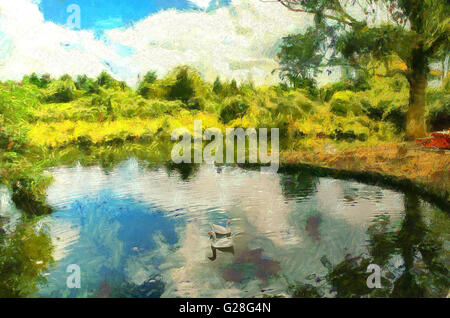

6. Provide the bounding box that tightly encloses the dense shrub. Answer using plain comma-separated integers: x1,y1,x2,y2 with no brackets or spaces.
142,71,158,84
75,75,100,94
320,78,369,102
137,71,159,98
383,107,406,133
329,91,362,116
426,86,450,131
360,99,384,120
23,73,51,88
43,79,77,103
215,79,240,97
428,102,450,131
146,99,183,117
220,97,249,124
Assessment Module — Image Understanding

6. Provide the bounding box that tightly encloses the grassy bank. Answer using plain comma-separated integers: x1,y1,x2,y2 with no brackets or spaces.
281,142,450,206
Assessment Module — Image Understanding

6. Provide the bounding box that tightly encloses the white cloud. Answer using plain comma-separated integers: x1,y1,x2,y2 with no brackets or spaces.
0,0,131,82
0,0,314,86
188,0,211,9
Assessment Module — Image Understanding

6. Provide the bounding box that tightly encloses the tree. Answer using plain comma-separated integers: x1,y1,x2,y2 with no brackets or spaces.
276,0,450,139
213,76,223,94
137,71,158,98
167,67,195,103
97,71,119,88
142,71,158,84
278,26,327,88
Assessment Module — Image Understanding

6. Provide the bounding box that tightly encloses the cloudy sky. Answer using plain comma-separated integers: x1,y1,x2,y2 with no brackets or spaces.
0,0,318,86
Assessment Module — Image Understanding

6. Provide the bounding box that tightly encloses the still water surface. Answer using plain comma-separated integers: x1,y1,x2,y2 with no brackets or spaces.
3,158,446,297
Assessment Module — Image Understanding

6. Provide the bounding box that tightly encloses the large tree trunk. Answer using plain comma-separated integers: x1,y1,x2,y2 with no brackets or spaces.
406,50,428,140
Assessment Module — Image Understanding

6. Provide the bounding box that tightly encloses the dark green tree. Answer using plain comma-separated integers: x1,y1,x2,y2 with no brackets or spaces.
167,67,195,103
277,0,450,139
213,76,223,94
96,71,119,88
75,75,100,94
137,71,158,98
143,71,157,84
278,26,327,88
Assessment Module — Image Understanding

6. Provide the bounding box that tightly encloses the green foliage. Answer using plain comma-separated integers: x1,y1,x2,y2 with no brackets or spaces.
426,84,450,131
0,82,38,123
278,0,450,138
167,66,196,103
97,71,121,89
219,96,249,124
75,75,100,94
137,71,159,98
43,79,77,103
216,79,240,97
163,66,212,110
289,283,322,298
213,76,223,95
278,27,325,88
320,78,370,103
0,221,53,297
23,73,51,89
142,71,158,84
329,91,362,116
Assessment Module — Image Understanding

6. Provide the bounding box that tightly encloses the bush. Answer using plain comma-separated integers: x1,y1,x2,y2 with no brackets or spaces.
146,99,183,117
383,107,406,133
320,78,369,102
186,96,206,111
137,71,159,98
43,79,77,103
220,79,240,97
220,97,249,124
329,91,362,116
361,99,394,121
293,93,314,113
75,75,100,94
427,88,450,131
24,73,51,88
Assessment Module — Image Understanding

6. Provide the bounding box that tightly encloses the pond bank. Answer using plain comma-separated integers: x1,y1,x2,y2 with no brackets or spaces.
281,142,450,211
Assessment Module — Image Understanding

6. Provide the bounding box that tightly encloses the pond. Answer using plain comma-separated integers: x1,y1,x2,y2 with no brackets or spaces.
0,158,448,297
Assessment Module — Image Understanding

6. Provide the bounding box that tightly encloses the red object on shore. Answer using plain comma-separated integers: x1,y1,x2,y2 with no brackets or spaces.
417,131,450,149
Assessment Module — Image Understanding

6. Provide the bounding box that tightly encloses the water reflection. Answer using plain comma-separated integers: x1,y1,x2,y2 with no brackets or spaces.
290,194,449,298
0,159,448,298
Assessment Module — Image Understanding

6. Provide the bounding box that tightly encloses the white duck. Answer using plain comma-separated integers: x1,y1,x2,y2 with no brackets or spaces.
209,220,231,236
208,231,233,249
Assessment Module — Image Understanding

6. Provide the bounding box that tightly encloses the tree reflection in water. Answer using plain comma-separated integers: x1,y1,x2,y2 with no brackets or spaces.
0,220,53,297
289,193,449,298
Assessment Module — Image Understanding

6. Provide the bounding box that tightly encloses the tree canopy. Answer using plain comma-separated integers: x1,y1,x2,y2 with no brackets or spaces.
276,0,450,138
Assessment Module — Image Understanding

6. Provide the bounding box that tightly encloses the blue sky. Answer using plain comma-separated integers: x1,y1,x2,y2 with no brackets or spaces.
39,0,230,33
